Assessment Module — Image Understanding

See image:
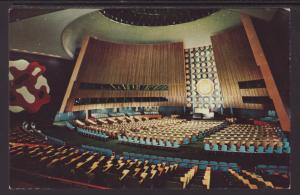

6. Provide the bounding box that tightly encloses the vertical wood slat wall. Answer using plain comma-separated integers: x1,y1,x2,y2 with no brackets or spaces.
210,25,269,110
64,38,186,112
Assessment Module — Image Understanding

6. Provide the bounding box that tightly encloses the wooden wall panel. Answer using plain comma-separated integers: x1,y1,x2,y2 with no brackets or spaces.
77,38,185,84
62,37,186,112
211,25,269,110
240,88,269,97
240,13,290,131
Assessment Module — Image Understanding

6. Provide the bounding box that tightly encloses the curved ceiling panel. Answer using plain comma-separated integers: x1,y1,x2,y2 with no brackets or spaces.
99,8,219,26
9,9,98,59
62,9,242,58
9,8,277,60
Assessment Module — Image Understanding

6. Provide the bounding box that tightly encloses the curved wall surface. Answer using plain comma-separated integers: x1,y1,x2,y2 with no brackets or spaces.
10,8,276,59
62,9,242,58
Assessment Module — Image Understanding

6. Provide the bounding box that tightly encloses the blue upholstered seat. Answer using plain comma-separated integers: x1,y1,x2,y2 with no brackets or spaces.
200,160,208,165
135,153,143,158
257,146,265,153
209,161,218,166
166,157,174,162
152,139,159,146
139,137,146,145
183,159,190,164
228,163,238,169
158,139,165,147
212,144,219,151
266,146,273,154
256,164,267,169
166,140,173,148
283,146,291,154
209,161,218,170
199,164,207,170
219,162,228,172
133,137,139,144
266,170,275,174
199,160,208,169
191,135,197,142
268,165,277,170
128,136,134,143
248,146,255,153
191,160,200,165
123,136,128,142
204,143,211,151
146,138,152,145
183,138,190,145
66,122,75,130
229,144,237,152
179,162,188,168
221,144,228,152
283,141,290,148
275,146,283,154
239,145,246,153
173,141,180,148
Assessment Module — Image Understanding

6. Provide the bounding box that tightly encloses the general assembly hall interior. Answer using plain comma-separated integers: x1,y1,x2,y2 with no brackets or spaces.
8,7,291,190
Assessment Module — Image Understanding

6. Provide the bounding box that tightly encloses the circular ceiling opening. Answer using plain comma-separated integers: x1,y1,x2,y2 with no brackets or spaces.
99,8,219,26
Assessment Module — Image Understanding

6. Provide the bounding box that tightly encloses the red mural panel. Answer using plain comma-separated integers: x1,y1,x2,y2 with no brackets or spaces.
9,59,51,113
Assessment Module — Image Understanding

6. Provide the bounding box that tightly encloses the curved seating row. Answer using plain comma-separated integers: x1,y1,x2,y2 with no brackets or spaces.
122,152,240,172
203,143,290,154
108,112,126,117
65,121,76,130
81,145,113,156
256,164,288,174
9,143,197,189
118,135,180,149
73,117,226,147
204,124,290,154
9,140,289,189
120,119,226,145
9,128,48,145
77,127,109,140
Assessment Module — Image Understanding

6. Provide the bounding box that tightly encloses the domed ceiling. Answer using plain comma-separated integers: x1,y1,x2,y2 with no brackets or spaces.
9,8,278,59
100,8,219,26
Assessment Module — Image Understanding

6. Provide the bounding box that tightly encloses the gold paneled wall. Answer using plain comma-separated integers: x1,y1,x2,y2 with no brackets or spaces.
61,37,186,112
211,26,269,110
